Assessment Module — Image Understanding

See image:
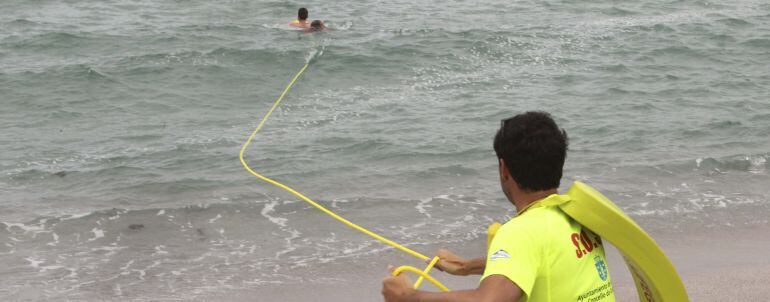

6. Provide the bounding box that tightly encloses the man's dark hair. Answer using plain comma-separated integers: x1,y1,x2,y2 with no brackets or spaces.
493,111,568,192
298,8,309,21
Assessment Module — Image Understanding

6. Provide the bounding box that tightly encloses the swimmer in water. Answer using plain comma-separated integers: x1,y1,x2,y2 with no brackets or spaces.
289,7,309,28
308,20,326,32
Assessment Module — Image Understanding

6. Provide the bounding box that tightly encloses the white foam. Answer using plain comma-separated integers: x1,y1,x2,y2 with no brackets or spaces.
275,229,301,259
91,244,127,257
108,213,120,220
60,212,91,221
132,260,161,280
152,245,168,255
208,214,222,224
261,23,294,30
157,209,166,216
4,222,46,233
305,44,326,64
46,232,59,246
687,198,704,210
321,232,337,243
22,256,66,272
120,260,134,271
261,200,288,227
415,198,433,218
40,264,65,272
644,190,667,197
88,228,104,241
749,156,766,174
330,198,350,209
629,209,659,216
25,257,44,268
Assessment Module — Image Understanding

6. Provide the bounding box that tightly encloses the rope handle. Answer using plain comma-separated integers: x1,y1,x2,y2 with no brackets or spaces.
413,256,441,289
390,256,449,292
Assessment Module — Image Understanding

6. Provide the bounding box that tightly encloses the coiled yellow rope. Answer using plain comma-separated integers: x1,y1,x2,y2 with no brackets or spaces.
239,62,449,291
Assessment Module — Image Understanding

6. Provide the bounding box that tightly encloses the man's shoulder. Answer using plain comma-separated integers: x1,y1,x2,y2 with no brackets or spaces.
500,206,571,236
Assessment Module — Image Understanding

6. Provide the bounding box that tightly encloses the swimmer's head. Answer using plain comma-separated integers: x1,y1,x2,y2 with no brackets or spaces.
310,20,325,31
298,8,309,21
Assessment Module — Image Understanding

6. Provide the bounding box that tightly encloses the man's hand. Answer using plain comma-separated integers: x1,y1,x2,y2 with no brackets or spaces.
432,249,469,275
432,249,487,276
382,266,416,302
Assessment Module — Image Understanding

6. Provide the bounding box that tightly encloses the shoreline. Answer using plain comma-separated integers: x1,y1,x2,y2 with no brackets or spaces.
204,223,770,301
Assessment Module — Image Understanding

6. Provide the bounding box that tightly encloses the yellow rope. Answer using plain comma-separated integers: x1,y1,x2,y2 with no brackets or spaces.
239,62,448,290
393,265,450,292
413,256,441,289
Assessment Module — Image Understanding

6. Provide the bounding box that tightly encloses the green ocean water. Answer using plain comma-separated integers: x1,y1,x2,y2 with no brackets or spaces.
1,0,769,300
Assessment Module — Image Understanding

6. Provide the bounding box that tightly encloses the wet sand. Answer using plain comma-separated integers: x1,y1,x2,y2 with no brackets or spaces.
607,224,770,301
210,223,770,301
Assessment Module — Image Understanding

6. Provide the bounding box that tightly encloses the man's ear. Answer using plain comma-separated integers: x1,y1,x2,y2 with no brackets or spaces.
499,158,509,181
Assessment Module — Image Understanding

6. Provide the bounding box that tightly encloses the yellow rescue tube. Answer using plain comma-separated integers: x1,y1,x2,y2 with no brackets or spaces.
561,181,688,302
488,181,689,302
487,222,502,247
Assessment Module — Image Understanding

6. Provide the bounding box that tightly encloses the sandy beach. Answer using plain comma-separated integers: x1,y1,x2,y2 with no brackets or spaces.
202,223,770,301
609,225,770,301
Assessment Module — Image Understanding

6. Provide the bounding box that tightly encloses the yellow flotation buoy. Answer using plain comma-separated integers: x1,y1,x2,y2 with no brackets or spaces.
487,222,502,247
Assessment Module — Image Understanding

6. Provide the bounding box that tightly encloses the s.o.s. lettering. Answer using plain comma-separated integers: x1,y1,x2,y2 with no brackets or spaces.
570,229,599,259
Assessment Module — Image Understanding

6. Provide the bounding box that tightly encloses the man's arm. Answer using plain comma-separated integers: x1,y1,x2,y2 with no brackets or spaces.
433,249,486,276
382,274,522,302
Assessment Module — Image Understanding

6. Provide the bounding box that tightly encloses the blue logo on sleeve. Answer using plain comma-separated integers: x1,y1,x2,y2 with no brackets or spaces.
594,256,608,281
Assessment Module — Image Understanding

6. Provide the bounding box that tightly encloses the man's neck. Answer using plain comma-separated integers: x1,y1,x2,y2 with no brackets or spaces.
513,188,558,213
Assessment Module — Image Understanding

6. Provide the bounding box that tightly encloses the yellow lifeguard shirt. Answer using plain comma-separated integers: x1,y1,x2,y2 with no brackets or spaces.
482,194,616,302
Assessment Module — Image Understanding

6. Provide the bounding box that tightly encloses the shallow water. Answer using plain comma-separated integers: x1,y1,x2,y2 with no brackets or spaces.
1,0,769,300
